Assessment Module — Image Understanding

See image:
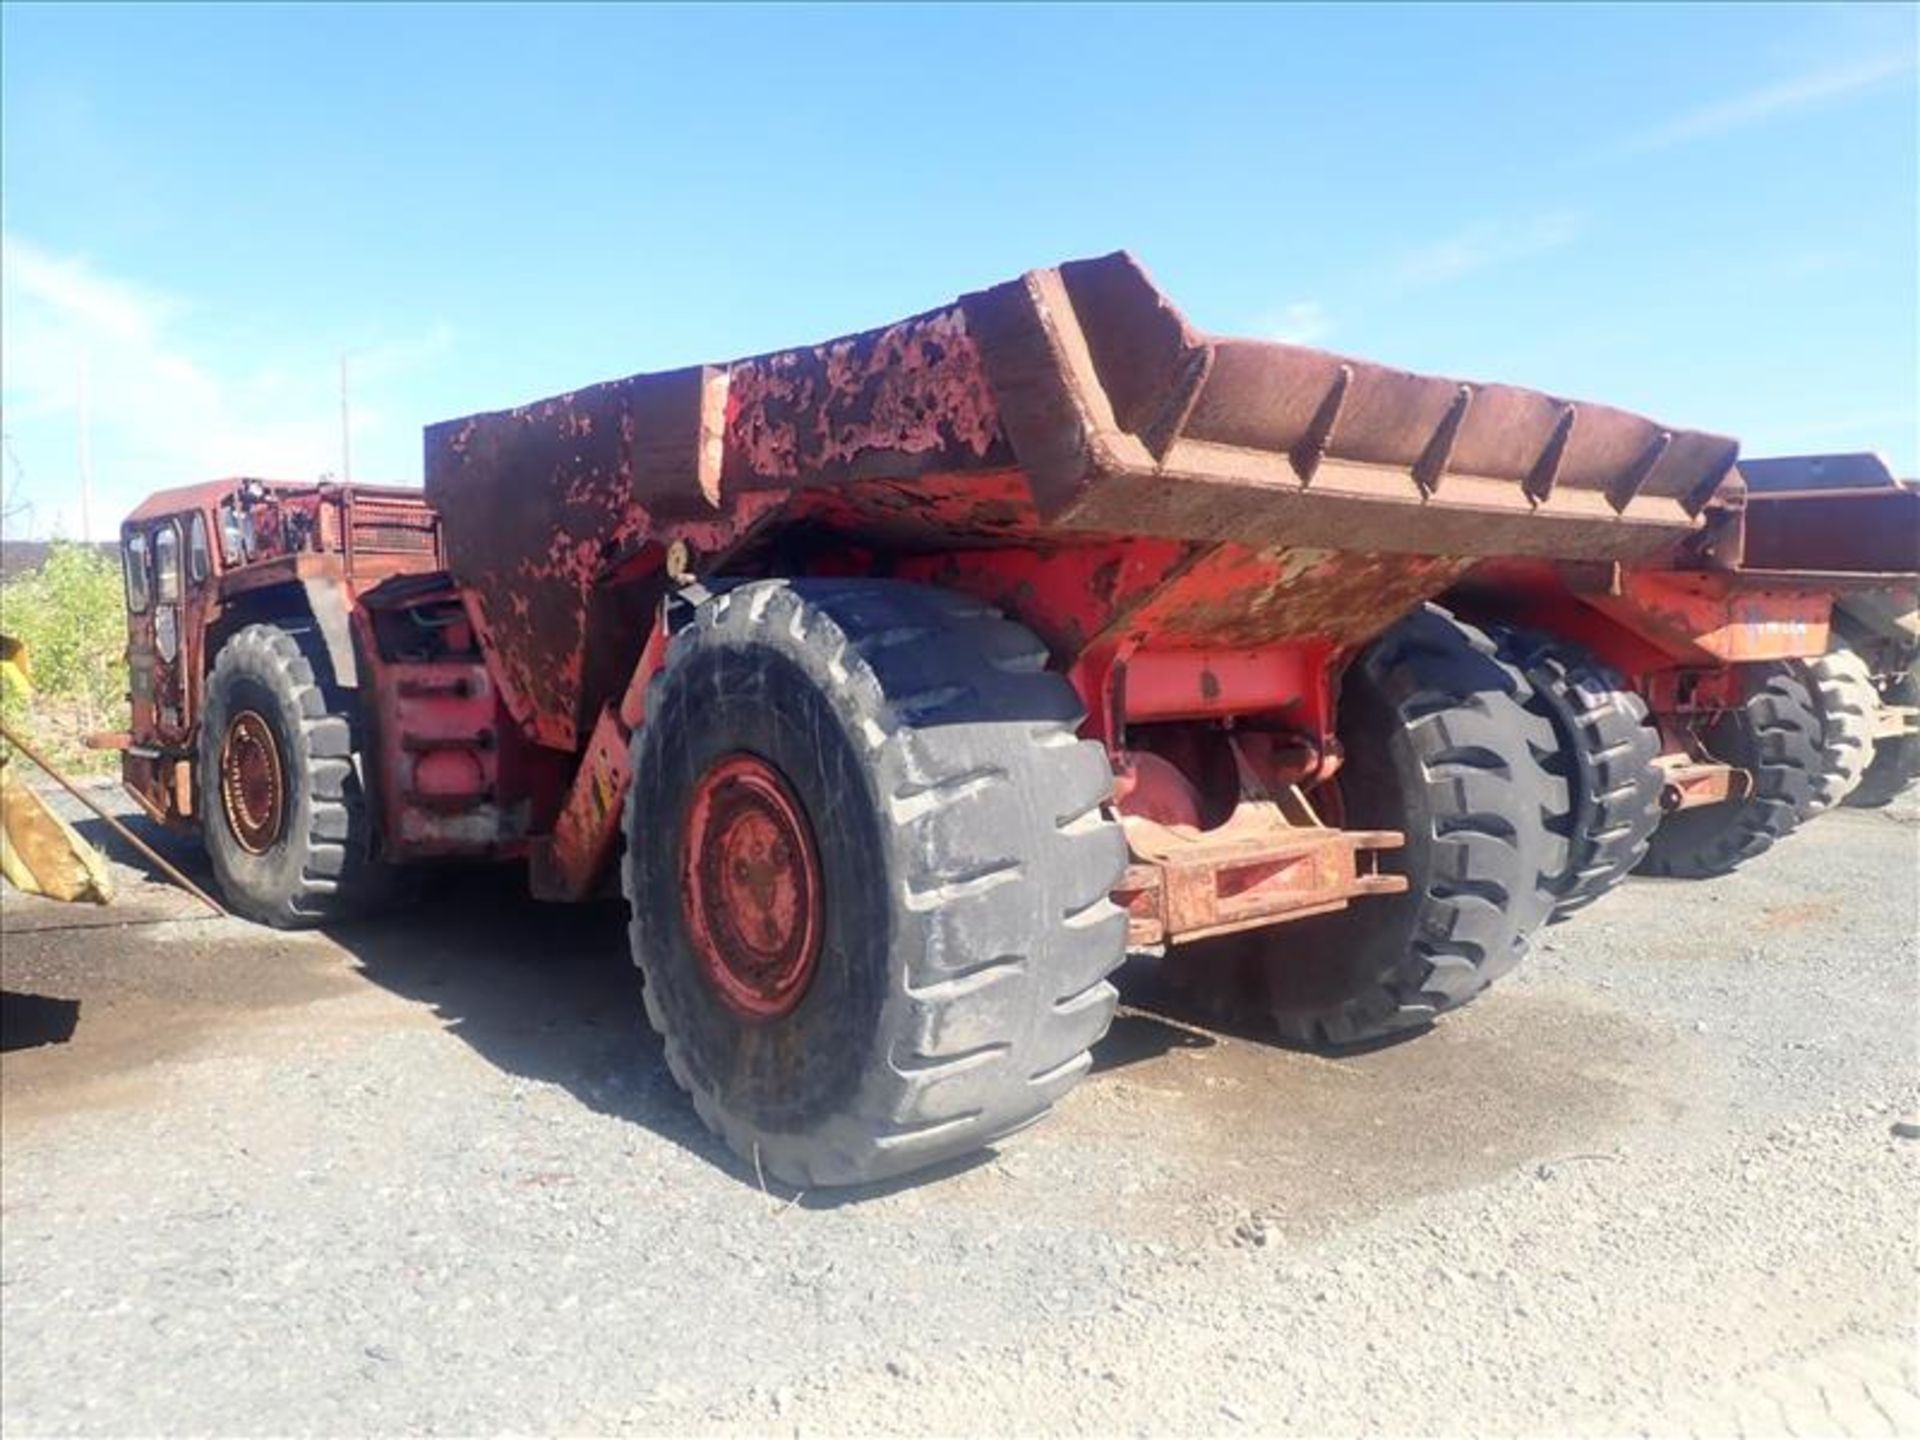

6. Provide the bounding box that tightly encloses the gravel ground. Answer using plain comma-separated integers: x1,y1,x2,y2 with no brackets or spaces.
2,787,1916,1437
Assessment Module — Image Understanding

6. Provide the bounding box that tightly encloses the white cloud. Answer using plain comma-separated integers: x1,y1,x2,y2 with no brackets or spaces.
3,237,179,348
0,233,445,536
1617,53,1915,155
1391,211,1584,289
1,233,332,506
1263,301,1332,346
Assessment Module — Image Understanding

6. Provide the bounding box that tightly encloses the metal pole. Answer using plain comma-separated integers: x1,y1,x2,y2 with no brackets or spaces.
0,723,226,917
339,352,352,484
77,355,94,543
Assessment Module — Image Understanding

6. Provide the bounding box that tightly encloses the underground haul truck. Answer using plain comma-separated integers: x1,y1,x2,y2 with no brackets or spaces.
103,253,1896,1187
1433,447,1920,918
1738,453,1920,813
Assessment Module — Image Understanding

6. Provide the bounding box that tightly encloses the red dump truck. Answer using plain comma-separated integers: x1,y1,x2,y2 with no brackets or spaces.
1435,450,1920,924
1739,453,1920,810
108,253,1754,1185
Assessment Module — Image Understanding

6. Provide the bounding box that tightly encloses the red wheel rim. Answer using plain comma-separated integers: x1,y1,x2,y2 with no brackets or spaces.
680,753,824,1021
219,709,285,855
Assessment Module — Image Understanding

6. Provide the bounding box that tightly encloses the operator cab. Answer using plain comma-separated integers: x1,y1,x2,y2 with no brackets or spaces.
108,478,444,828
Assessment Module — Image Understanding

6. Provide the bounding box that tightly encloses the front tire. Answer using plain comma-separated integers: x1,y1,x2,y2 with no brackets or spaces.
623,580,1128,1189
199,623,389,927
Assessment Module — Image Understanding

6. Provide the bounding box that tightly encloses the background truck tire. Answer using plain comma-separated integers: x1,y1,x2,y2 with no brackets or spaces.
1637,665,1821,878
1844,660,1920,809
1185,605,1567,1049
199,623,390,928
622,579,1128,1189
1798,642,1879,816
1492,628,1663,921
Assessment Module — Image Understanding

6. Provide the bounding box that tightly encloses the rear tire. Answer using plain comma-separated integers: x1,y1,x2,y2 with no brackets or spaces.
623,580,1128,1189
199,623,391,927
1187,606,1567,1049
1798,642,1878,816
1636,666,1820,878
1492,629,1662,921
1844,660,1920,809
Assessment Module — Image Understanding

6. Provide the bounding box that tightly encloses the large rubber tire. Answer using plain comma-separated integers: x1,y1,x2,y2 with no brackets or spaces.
1845,661,1920,809
1798,642,1879,816
1492,628,1663,922
1189,606,1567,1049
623,580,1128,1189
1636,666,1821,878
199,623,390,928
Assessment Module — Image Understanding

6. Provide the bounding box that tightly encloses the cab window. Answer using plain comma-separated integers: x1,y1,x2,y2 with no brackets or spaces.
154,524,183,605
187,513,212,584
218,504,247,565
124,532,152,612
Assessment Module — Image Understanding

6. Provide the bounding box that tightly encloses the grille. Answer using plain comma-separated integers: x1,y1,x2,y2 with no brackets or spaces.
350,500,439,556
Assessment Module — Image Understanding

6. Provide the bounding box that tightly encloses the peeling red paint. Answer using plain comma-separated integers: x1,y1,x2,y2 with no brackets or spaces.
723,306,1006,487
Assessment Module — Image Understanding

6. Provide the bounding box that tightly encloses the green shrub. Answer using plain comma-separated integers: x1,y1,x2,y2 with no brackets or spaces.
0,542,129,775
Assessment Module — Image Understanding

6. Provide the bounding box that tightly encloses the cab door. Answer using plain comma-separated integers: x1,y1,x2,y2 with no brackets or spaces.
147,519,189,745
122,527,158,742
123,519,190,747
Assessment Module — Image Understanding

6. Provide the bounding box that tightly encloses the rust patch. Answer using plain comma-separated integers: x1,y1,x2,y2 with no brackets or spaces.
723,306,1012,489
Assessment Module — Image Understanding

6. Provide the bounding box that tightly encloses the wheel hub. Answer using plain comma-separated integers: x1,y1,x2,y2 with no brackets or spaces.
219,709,286,855
680,753,824,1021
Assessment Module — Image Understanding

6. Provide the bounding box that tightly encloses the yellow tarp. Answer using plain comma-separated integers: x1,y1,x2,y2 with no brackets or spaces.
0,632,115,904
0,759,114,904
0,633,28,706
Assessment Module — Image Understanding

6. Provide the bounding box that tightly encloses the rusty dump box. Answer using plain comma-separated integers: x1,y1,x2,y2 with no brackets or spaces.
425,251,1737,752
1736,451,1920,691
1736,452,1920,579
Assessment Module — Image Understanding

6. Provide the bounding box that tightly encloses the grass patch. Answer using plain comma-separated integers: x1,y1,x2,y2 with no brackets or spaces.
1,541,129,777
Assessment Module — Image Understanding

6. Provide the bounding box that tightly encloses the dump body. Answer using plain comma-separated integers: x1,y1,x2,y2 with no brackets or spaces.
1736,453,1920,580
426,251,1736,754
1736,453,1920,686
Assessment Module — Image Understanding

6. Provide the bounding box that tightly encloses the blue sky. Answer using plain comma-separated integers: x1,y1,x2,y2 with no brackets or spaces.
2,2,1914,538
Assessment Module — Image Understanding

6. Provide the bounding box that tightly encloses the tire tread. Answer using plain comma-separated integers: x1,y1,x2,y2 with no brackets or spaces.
623,580,1127,1188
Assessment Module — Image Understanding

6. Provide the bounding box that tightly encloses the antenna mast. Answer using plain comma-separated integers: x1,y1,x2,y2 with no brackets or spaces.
339,353,352,484
77,355,95,541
